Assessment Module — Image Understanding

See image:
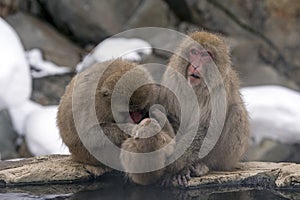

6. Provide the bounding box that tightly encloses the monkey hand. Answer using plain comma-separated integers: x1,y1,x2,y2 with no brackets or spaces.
149,108,175,138
149,108,168,129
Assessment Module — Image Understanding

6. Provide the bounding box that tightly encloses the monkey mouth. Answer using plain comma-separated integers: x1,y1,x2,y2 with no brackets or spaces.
187,64,202,87
190,73,201,79
130,109,148,124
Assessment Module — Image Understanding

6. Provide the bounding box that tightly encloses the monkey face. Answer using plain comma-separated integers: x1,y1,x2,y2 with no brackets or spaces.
128,84,157,123
170,31,231,89
95,61,157,125
186,47,214,87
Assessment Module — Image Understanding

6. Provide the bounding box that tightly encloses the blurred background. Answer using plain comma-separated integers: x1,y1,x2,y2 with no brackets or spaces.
0,0,299,163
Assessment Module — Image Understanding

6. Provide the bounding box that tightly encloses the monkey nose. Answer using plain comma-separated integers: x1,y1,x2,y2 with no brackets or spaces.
191,60,202,69
192,64,199,69
191,62,202,70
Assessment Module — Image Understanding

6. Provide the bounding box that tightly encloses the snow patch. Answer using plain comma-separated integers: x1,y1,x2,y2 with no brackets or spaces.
241,85,300,144
77,37,152,72
0,18,31,109
24,105,70,156
9,101,42,135
27,49,71,78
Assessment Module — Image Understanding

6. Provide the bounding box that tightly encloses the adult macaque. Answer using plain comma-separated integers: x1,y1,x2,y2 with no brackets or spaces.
57,59,161,167
160,31,250,186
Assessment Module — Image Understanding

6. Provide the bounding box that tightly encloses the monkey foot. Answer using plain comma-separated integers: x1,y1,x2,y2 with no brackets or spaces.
173,168,192,188
168,163,209,188
190,162,209,177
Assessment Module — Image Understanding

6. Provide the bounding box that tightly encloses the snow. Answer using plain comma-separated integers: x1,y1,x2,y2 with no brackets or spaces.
0,18,69,156
27,48,71,78
76,37,152,72
0,18,31,110
24,105,70,156
241,85,300,144
8,101,41,135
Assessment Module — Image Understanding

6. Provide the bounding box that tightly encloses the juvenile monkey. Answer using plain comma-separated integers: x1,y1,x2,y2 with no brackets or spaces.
120,31,250,187
121,110,175,185
57,59,163,166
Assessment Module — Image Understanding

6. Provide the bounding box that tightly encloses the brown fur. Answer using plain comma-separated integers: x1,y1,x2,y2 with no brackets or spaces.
57,59,157,166
160,31,250,185
121,31,250,186
120,111,175,185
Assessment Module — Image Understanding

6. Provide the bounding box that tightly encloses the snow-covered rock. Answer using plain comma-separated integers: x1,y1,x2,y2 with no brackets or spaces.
8,101,41,136
0,17,31,110
76,37,152,72
241,85,300,144
24,105,69,156
27,49,71,78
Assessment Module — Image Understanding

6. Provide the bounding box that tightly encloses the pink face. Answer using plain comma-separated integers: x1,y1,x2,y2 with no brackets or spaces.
187,47,213,87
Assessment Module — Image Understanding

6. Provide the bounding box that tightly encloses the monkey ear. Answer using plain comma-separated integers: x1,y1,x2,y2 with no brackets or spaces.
100,87,111,97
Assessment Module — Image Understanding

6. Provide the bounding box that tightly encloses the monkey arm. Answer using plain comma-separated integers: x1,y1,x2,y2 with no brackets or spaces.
203,103,250,170
95,123,137,147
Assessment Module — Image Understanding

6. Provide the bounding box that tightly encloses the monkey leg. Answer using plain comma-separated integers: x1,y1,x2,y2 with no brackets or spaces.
68,123,136,166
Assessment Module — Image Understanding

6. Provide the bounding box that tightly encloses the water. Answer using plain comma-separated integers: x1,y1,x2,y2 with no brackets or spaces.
0,175,299,200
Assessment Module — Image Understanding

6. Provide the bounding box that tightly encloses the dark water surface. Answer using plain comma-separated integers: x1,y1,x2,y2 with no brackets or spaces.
0,175,299,200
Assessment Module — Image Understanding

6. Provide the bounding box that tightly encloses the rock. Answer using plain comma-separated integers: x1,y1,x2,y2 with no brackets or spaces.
229,35,298,88
124,0,175,29
0,155,299,189
0,109,19,160
39,0,176,45
31,73,74,105
264,0,300,68
0,0,19,17
18,0,43,17
5,12,82,69
0,0,43,17
187,0,244,35
187,0,300,88
187,162,300,189
0,155,110,186
245,139,300,163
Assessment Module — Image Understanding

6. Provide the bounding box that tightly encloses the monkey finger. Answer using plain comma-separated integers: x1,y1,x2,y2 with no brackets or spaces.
161,178,172,188
150,108,167,124
177,174,189,188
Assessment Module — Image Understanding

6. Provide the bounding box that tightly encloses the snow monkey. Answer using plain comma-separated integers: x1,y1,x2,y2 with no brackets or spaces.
121,31,250,187
57,59,175,172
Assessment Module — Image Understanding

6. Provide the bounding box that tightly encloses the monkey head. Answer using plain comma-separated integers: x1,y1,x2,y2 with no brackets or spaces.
169,31,231,89
95,59,157,124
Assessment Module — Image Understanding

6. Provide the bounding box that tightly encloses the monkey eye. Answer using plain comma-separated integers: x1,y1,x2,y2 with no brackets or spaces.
190,48,213,59
190,48,200,55
206,50,213,58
